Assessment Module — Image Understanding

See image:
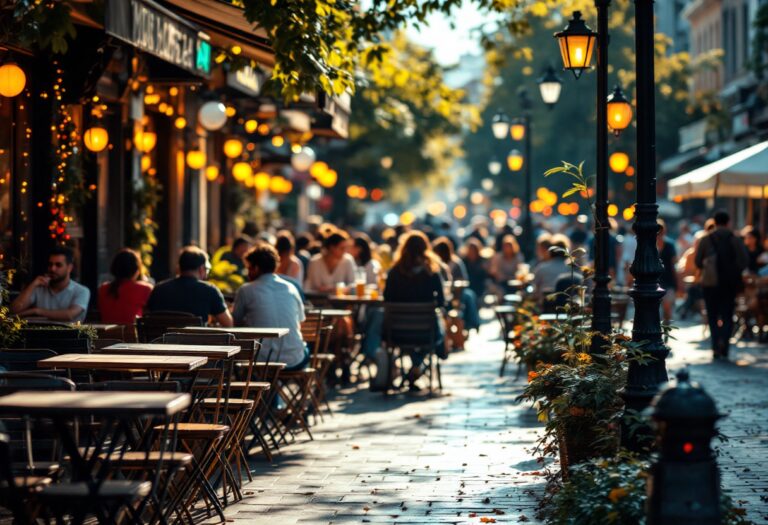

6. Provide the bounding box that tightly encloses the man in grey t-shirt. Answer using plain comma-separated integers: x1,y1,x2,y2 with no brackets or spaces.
11,246,90,322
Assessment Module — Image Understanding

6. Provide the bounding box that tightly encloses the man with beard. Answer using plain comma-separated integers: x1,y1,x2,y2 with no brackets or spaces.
11,245,90,322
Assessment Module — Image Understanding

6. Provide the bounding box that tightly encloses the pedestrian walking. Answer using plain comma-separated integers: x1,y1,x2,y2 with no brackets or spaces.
694,210,749,359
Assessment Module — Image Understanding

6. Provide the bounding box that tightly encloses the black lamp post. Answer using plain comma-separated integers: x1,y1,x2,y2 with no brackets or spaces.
555,7,613,344
623,0,669,446
518,87,534,259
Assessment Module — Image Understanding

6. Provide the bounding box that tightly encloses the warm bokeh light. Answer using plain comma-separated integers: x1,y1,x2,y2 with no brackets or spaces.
232,162,252,182
254,171,271,192
371,188,384,201
607,87,633,133
470,192,484,205
257,123,270,135
186,150,206,170
83,126,109,152
244,119,258,133
400,211,415,226
134,130,157,153
205,165,219,182
271,135,285,147
223,139,244,159
453,205,467,220
319,169,338,188
174,117,187,129
310,161,329,179
609,152,630,173
509,207,521,219
625,181,635,191
0,63,27,97
427,202,447,216
557,202,571,215
607,203,619,217
347,185,359,198
141,155,151,172
225,105,237,117
625,166,635,177
623,206,635,221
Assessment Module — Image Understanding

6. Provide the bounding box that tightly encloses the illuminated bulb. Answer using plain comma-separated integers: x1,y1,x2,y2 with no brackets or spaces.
174,117,187,129
244,119,258,133
271,135,285,147
205,165,219,182
186,149,206,170
223,139,244,159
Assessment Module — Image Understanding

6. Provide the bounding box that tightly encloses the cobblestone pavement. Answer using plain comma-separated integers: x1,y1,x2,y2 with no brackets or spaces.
210,313,768,524
210,318,546,524
665,320,768,524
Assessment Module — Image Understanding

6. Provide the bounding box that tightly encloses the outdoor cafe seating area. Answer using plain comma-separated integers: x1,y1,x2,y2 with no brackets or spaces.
0,287,460,524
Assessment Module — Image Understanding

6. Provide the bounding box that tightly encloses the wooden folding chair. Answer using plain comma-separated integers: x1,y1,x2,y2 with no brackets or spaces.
136,311,203,343
494,305,520,378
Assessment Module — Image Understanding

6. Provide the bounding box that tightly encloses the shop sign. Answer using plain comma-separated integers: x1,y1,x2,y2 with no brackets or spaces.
106,0,211,77
227,65,265,96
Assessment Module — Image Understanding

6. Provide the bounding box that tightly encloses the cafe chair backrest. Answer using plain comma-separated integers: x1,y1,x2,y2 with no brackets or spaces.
0,349,57,373
136,312,203,343
0,372,76,395
383,302,438,349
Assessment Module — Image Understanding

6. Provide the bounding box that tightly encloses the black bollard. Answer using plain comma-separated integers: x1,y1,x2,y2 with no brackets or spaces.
646,370,722,524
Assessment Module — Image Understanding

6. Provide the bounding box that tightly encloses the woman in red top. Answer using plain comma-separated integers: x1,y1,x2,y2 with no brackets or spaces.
98,248,153,324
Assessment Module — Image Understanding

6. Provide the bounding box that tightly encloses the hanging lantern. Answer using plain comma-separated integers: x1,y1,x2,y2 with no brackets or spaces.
507,149,524,172
0,62,26,97
491,111,510,139
232,161,252,182
134,130,157,153
254,171,271,192
537,65,563,107
609,152,630,173
186,149,206,170
205,165,219,182
607,85,633,135
83,125,109,153
198,101,227,131
291,146,316,172
554,11,597,79
223,138,243,159
510,119,526,141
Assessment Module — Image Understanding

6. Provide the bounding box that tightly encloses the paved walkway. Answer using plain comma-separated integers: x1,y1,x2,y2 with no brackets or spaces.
212,313,768,524
213,319,546,524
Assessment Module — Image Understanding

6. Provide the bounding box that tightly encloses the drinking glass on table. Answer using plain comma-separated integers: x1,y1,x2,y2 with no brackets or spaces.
355,268,366,296
335,282,346,296
366,284,379,299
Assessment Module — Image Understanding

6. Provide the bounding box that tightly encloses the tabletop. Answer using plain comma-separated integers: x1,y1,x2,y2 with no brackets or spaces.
178,326,289,339
100,343,240,360
38,353,208,372
306,308,353,317
329,295,384,305
0,391,191,416
503,294,524,304
494,305,518,315
80,323,121,331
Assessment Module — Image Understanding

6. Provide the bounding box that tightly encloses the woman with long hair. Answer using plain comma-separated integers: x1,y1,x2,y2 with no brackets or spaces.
384,231,447,390
98,248,153,324
275,230,304,285
433,236,480,333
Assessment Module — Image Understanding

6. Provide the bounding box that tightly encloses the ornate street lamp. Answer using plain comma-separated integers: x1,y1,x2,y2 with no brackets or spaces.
0,62,26,97
554,11,597,79
607,85,633,135
537,65,563,107
491,111,511,139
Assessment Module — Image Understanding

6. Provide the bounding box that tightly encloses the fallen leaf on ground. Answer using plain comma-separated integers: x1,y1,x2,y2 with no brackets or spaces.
363,506,370,512
479,518,497,523
351,444,360,449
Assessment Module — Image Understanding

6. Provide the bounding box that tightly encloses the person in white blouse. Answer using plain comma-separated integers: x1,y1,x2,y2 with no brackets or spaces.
350,233,381,285
305,230,357,293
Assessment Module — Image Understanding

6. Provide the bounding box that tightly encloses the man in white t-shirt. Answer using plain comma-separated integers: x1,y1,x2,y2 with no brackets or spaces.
233,243,308,370
11,246,90,322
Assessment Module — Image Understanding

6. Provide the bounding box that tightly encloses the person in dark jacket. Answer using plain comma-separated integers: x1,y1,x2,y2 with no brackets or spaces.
695,210,749,359
384,231,446,389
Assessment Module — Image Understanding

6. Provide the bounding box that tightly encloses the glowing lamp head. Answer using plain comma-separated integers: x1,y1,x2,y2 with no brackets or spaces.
223,138,244,159
537,65,563,107
510,119,526,141
609,152,630,173
254,171,271,192
244,119,258,133
198,101,227,131
554,11,597,79
0,62,26,97
186,149,206,170
232,162,252,182
488,159,502,176
491,111,511,140
174,117,187,129
319,169,338,188
607,85,633,135
507,149,524,172
83,125,109,153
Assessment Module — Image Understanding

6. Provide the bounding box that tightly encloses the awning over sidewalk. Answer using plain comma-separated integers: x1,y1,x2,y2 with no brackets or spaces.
667,141,768,200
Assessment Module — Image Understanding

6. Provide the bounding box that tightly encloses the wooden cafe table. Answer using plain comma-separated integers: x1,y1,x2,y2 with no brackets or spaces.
0,391,190,523
177,326,289,341
98,343,240,360
38,354,208,374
